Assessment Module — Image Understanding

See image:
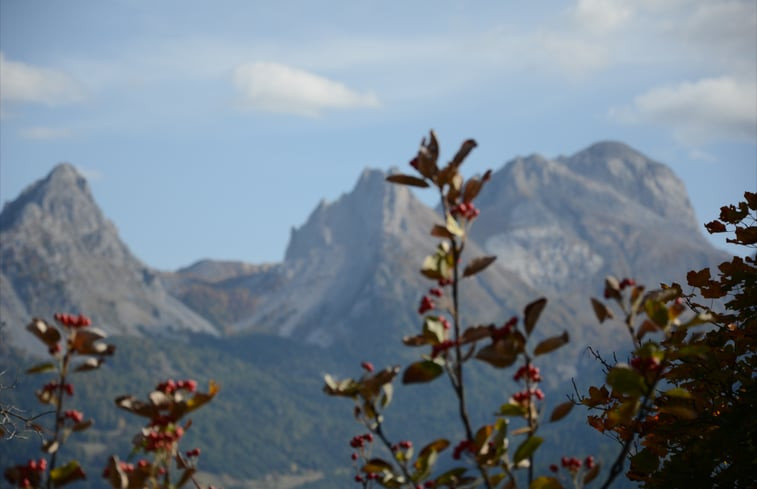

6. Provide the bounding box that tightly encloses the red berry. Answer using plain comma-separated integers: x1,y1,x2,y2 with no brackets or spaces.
360,361,374,373
550,464,559,473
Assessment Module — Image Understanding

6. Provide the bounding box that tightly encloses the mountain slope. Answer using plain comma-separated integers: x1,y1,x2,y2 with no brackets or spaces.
471,142,726,293
229,168,543,355
0,164,217,352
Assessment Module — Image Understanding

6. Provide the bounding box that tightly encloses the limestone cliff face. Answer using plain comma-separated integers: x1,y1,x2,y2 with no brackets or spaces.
470,142,725,293
0,164,216,352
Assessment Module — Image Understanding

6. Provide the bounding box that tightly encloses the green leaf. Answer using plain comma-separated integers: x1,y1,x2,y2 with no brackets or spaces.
645,299,669,327
463,256,496,277
498,402,528,417
513,436,543,464
435,467,469,485
402,361,444,384
549,401,573,422
663,387,692,399
658,405,698,420
50,460,85,487
607,365,646,396
26,362,56,375
590,298,614,323
682,312,714,328
533,331,569,356
529,476,563,489
386,174,429,188
524,298,547,336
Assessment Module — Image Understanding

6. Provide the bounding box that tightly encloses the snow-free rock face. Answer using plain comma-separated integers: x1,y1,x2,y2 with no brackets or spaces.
471,142,725,293
232,168,539,351
0,164,217,351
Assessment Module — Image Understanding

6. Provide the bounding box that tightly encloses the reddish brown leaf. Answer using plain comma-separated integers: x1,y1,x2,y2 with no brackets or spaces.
533,331,569,356
386,174,430,188
463,256,497,277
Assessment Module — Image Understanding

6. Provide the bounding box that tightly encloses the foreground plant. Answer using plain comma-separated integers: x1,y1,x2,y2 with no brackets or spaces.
325,132,583,488
105,378,219,489
4,313,115,488
577,192,756,488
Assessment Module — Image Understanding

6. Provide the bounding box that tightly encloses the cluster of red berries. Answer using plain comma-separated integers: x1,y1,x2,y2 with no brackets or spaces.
619,278,636,289
185,448,201,458
103,460,165,479
492,317,517,340
354,472,381,483
360,361,374,373
550,455,595,474
437,278,453,287
630,355,661,374
349,433,374,449
10,459,47,488
452,439,476,460
155,379,197,394
64,409,84,423
450,202,481,220
439,316,451,330
390,440,413,452
143,426,184,452
431,339,457,358
53,313,91,328
512,387,545,403
418,296,435,315
513,364,542,383
428,287,443,298
43,382,74,396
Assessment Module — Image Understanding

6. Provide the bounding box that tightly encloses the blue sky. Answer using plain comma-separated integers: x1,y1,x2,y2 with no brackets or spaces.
1,0,755,269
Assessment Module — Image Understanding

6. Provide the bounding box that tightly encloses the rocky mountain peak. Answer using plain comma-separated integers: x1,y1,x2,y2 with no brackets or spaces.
284,167,423,262
561,141,697,227
1,163,217,351
1,163,98,233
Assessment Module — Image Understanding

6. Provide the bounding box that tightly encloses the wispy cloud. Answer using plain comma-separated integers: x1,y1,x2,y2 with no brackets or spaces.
18,126,74,141
232,62,380,117
610,76,757,143
0,52,85,105
572,0,633,35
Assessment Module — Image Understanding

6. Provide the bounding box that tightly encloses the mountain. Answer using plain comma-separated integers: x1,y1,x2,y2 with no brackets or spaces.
0,164,217,352
0,143,730,488
224,168,546,357
471,141,725,294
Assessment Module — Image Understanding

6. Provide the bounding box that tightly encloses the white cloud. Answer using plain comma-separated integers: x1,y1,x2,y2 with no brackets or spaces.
0,52,85,105
18,126,73,141
536,32,610,77
611,76,757,143
573,0,633,34
232,62,380,117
